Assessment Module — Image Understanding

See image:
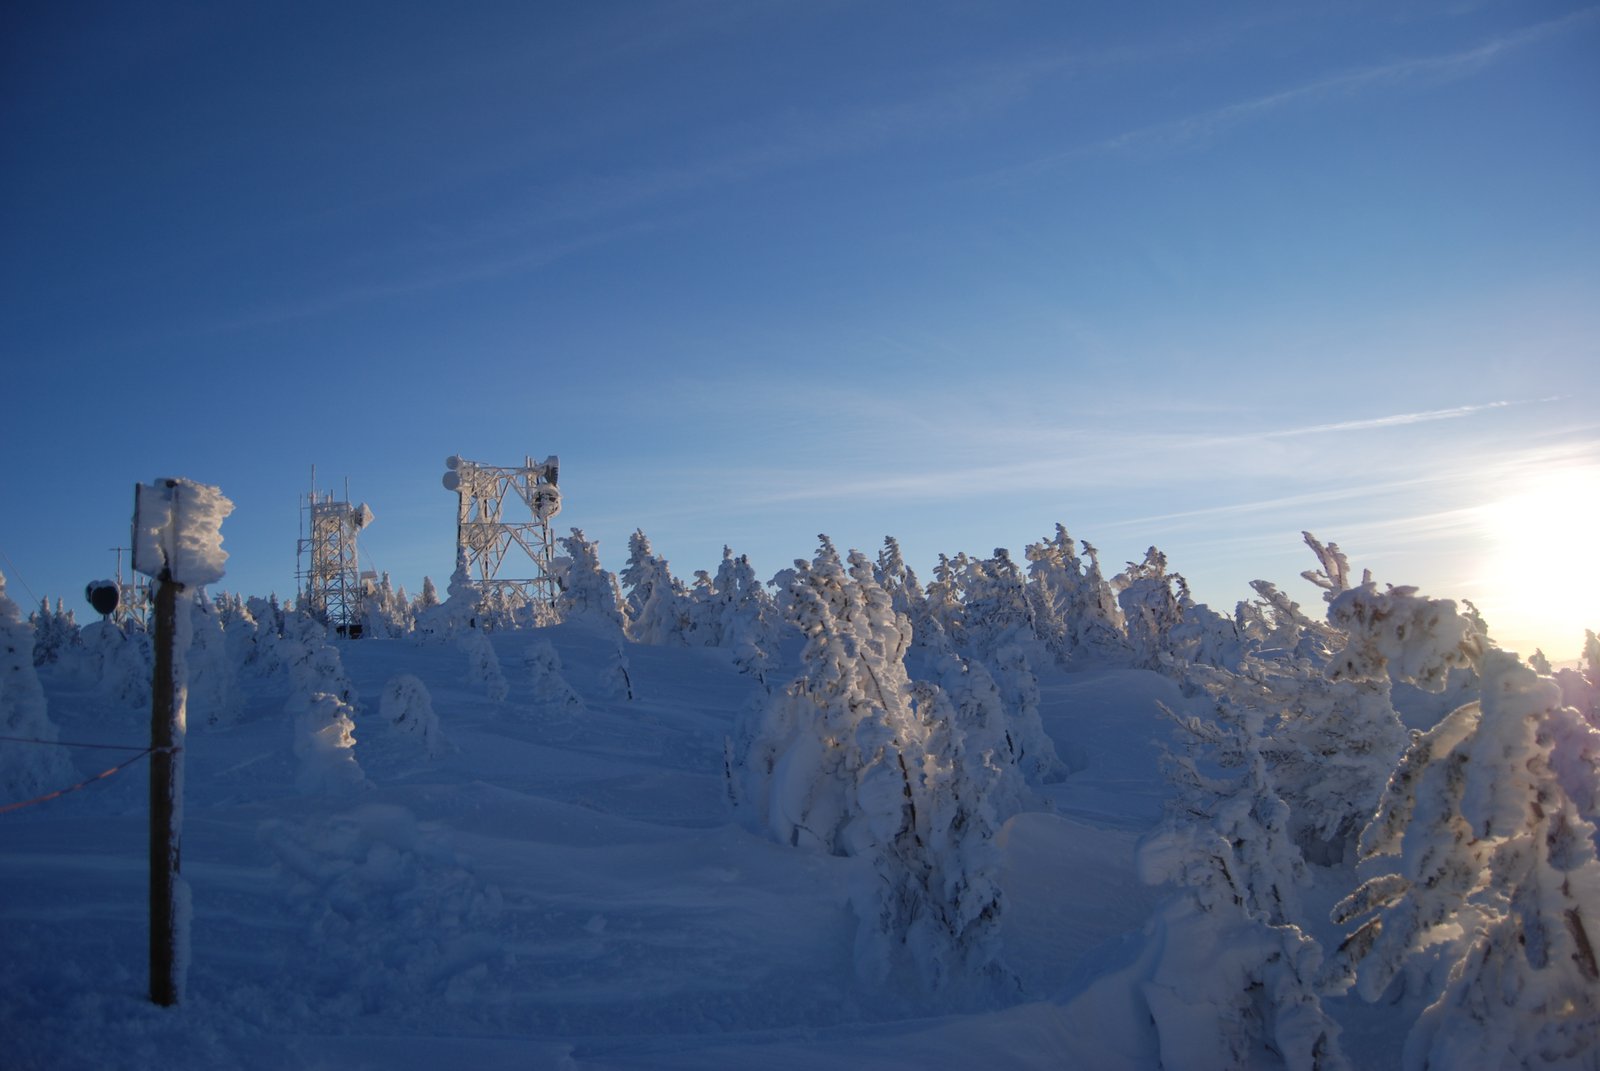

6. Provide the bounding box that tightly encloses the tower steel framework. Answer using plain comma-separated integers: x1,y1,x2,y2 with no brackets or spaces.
296,477,373,635
442,454,561,606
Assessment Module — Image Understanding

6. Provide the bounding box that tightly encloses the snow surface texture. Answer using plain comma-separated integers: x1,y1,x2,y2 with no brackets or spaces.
4,530,1598,1070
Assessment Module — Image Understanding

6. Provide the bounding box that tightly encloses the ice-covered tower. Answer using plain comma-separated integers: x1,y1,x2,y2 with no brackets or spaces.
442,454,561,606
297,478,373,636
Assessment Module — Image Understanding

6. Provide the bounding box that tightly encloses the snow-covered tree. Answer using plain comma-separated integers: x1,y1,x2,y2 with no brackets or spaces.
186,593,241,726
1324,600,1598,1068
555,529,628,634
291,691,368,795
460,628,508,702
361,572,411,638
414,576,440,616
417,551,482,642
621,531,687,645
28,598,78,666
1116,547,1184,671
0,571,74,803
526,640,584,718
874,536,925,620
735,540,1014,993
601,639,634,701
1140,696,1347,1071
280,612,357,708
988,644,1067,786
379,673,448,758
960,548,1038,661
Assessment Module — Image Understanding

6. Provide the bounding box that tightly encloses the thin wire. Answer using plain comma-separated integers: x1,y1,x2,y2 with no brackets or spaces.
0,747,174,815
0,544,41,604
0,734,155,752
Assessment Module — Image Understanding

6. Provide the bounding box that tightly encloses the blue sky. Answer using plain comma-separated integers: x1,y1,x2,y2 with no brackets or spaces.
3,1,1597,658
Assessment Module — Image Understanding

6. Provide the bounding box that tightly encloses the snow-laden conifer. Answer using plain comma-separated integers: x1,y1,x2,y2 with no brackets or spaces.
186,593,241,726
0,570,74,802
526,640,584,718
735,539,1014,994
1325,614,1598,1068
291,692,368,796
621,532,687,645
874,536,926,621
555,529,628,634
379,673,448,758
1140,695,1347,1071
460,627,508,702
1116,547,1184,671
28,598,78,666
959,548,1037,660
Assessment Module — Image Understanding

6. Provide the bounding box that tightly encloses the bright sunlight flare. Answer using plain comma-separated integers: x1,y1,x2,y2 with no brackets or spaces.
1477,460,1600,661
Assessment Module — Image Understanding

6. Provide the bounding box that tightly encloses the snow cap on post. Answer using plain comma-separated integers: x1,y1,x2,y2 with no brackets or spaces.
133,477,234,586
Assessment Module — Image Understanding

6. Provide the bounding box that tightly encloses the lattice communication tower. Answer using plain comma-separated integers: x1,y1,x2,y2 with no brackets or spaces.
442,454,561,605
297,477,374,636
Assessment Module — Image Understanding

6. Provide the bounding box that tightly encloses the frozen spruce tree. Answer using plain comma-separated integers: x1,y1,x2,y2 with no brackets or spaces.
959,548,1037,660
556,529,628,634
1326,643,1600,1070
1140,696,1348,1071
291,691,368,795
185,593,241,726
1116,547,1184,671
620,531,687,645
874,536,926,620
1075,540,1129,664
378,673,448,758
417,551,482,641
0,570,74,802
526,640,584,719
28,597,78,666
1319,583,1596,1065
735,539,1013,993
459,627,508,702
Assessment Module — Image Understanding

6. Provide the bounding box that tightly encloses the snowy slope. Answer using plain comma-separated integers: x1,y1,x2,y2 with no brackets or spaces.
3,624,1190,1070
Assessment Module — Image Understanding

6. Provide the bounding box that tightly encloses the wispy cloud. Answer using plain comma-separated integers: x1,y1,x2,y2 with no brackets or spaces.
722,397,1535,509
991,6,1599,177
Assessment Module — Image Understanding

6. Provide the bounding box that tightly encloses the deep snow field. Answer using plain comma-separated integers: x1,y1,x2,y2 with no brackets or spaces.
1,617,1435,1070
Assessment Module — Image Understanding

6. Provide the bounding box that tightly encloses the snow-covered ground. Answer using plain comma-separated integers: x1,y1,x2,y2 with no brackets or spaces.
6,554,1598,1071
3,624,1190,1070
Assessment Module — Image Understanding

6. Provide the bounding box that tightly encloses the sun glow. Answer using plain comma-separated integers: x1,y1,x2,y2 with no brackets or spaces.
1476,461,1600,662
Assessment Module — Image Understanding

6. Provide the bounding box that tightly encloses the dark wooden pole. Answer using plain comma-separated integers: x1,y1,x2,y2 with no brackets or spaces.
149,566,184,1005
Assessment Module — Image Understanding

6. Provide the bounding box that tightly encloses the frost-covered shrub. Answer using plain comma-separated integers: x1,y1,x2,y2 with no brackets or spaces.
379,674,448,758
1326,647,1600,1069
601,640,634,701
0,571,74,801
459,629,507,702
525,640,583,716
291,691,368,795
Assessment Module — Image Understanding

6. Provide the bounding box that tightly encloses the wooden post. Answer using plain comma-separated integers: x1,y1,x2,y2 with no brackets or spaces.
146,486,186,1007
149,568,184,1006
